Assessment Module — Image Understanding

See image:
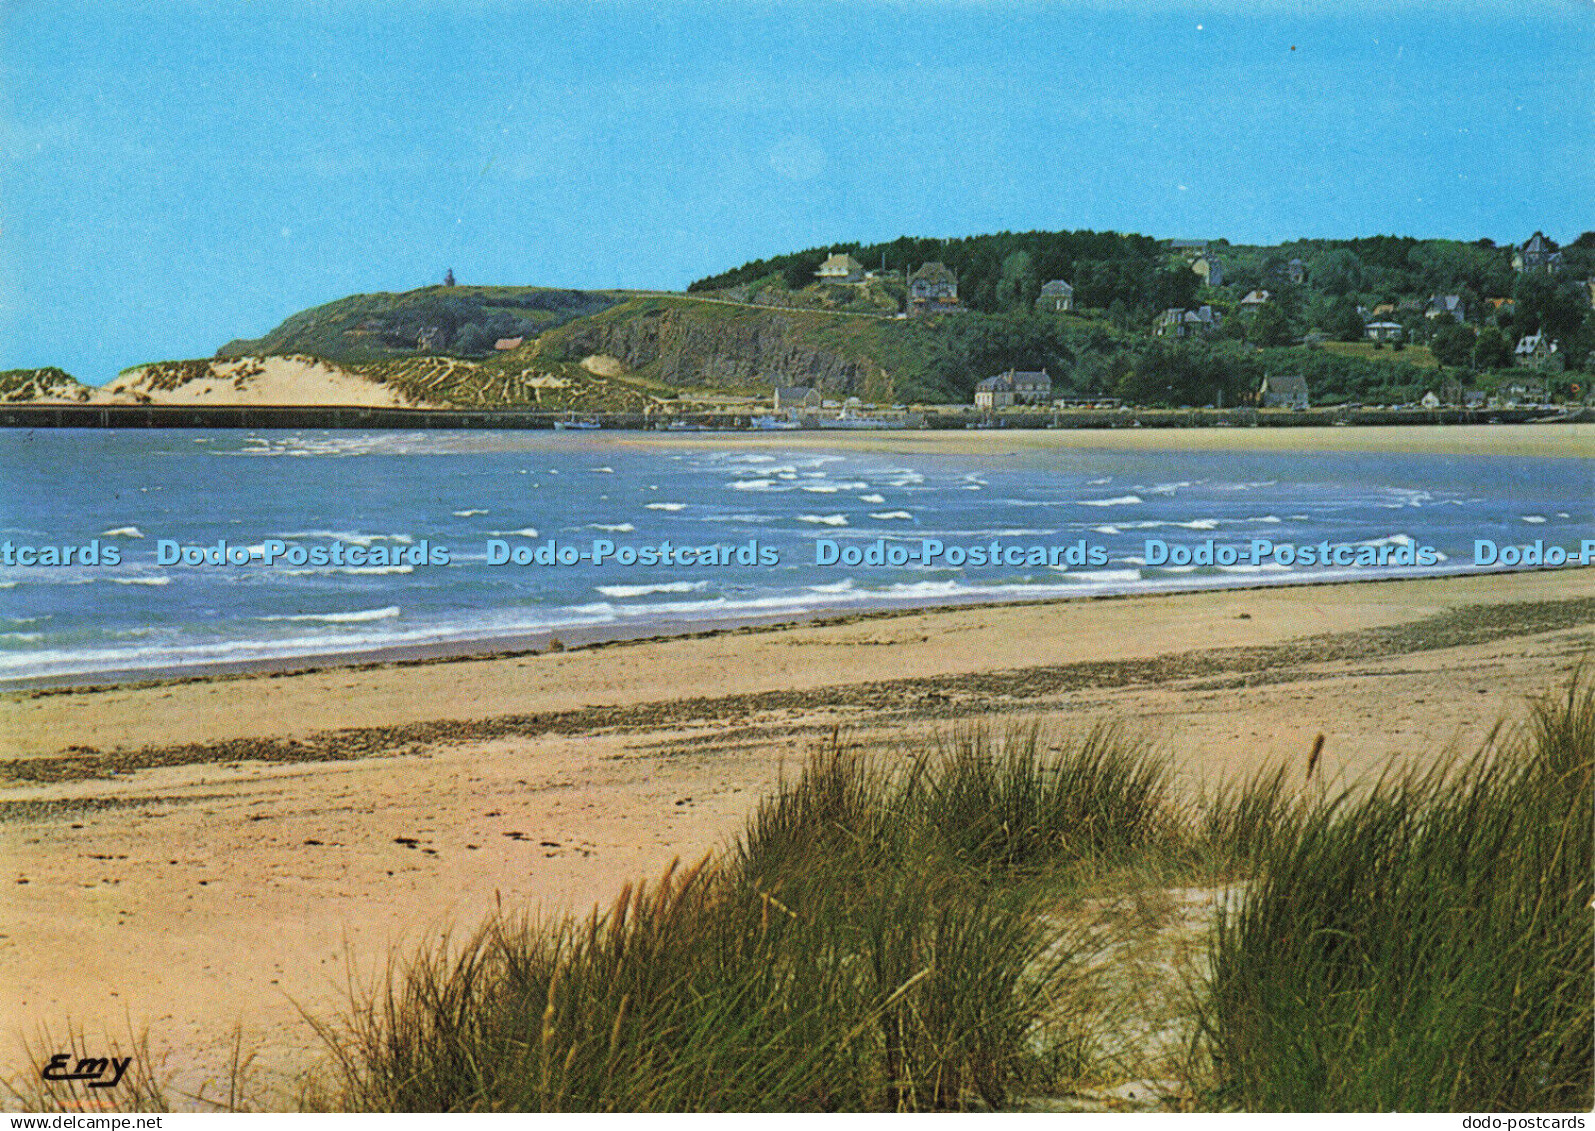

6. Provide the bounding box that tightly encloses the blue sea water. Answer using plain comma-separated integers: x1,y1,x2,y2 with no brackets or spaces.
1,429,1590,684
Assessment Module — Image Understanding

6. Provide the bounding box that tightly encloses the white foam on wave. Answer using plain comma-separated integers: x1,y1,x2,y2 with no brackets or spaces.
109,576,170,586
596,581,707,598
731,479,776,491
798,514,849,527
1521,515,1547,524
1078,495,1143,507
453,509,489,517
279,530,413,546
281,564,413,576
588,523,636,533
858,494,885,504
808,580,855,594
869,511,914,520
802,485,841,494
258,606,401,624
101,526,145,538
1216,562,1291,574
1112,519,1224,532
645,503,686,511
1054,569,1143,584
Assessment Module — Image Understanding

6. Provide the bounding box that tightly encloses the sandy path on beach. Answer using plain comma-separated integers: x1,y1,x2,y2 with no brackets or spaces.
0,568,1591,1103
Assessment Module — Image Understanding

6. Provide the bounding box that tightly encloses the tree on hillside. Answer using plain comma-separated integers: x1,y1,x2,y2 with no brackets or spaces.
995,251,1039,310
1248,301,1294,348
1513,273,1588,339
1311,249,1364,296
1320,296,1367,342
1473,327,1513,371
1430,321,1477,368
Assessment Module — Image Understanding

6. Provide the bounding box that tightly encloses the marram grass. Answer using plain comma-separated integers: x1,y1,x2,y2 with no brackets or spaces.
1200,675,1594,1112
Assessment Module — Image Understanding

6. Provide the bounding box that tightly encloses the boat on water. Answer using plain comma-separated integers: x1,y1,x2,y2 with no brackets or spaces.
813,408,908,431
553,414,602,431
749,414,801,431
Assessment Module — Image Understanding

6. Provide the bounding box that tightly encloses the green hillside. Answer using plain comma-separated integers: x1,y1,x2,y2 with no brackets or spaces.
217,285,620,365
114,226,1595,410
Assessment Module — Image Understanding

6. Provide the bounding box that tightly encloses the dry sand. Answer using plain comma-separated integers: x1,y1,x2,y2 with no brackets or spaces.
1,568,1592,1103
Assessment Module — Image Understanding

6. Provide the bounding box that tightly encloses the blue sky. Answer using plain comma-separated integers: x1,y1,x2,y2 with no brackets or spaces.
2,0,1591,383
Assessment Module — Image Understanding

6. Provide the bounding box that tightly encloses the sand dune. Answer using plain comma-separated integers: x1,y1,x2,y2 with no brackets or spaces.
93,356,423,408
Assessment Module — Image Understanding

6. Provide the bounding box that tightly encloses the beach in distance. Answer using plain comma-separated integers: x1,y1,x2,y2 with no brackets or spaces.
2,559,1591,1103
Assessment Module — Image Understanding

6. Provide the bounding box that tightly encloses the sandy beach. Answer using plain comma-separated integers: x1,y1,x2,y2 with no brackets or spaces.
2,566,1592,1101
630,421,1595,460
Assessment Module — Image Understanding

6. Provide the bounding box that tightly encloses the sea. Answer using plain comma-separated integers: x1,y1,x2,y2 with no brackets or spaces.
1,428,1590,685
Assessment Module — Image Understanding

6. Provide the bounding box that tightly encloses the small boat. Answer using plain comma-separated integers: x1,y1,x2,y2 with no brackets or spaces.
553,414,601,431
815,408,907,430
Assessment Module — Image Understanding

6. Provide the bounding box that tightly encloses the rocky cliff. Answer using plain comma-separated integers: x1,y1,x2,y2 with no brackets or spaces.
550,298,905,402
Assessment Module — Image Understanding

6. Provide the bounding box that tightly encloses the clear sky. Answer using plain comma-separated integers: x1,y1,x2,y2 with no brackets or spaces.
2,0,1591,383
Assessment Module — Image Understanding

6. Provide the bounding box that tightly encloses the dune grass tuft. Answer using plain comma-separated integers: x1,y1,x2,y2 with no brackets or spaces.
318,722,1185,1111
1200,674,1594,1111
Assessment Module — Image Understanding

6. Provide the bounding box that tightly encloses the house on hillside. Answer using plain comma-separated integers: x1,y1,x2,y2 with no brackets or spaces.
908,262,964,316
1364,321,1403,343
773,386,822,412
1513,232,1562,274
1286,258,1306,285
1258,373,1309,410
1037,279,1074,312
1514,332,1559,370
1153,305,1221,338
1170,239,1208,260
1239,289,1271,314
974,368,1052,409
1193,254,1224,286
815,253,865,284
1425,295,1467,323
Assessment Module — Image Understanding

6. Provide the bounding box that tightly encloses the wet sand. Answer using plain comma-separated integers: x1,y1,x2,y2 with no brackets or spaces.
626,420,1595,460
1,567,1591,1102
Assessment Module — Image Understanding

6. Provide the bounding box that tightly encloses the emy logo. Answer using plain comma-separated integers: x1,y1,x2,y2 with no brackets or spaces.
40,1052,133,1089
